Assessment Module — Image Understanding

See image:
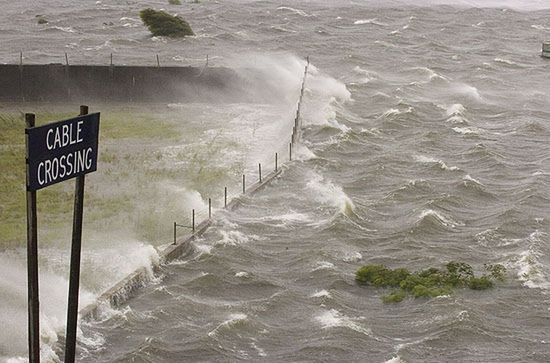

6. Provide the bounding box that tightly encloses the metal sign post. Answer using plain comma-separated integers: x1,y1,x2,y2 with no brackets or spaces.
24,106,100,363
64,105,91,363
25,113,40,363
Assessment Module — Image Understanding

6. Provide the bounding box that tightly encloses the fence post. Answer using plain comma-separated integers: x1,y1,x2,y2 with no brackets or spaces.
192,209,195,232
289,142,293,161
242,174,246,194
259,163,262,183
25,113,40,363
173,222,177,245
208,198,212,218
64,105,89,363
224,187,227,208
19,52,24,101
275,152,278,171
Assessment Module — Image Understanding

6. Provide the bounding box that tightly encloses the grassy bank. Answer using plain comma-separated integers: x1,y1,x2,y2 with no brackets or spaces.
0,105,183,248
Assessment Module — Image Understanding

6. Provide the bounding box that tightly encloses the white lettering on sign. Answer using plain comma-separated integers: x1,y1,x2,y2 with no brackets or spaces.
36,147,93,186
46,121,84,150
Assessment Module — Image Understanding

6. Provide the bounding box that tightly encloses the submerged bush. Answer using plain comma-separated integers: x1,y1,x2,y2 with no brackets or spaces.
168,0,182,4
140,8,194,37
356,261,506,303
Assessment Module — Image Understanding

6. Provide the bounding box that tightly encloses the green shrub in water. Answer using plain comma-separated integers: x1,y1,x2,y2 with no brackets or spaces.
485,263,506,281
356,261,506,303
468,276,493,290
140,8,194,37
382,290,407,303
168,0,182,4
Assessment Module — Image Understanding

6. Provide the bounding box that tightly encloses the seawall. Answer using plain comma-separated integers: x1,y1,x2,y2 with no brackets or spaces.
0,64,248,103
79,167,283,320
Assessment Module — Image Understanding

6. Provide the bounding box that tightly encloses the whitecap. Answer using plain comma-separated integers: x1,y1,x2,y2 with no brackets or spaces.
312,261,335,272
277,6,310,17
352,66,377,84
310,290,331,298
384,356,403,363
342,251,363,262
315,309,371,335
194,244,213,255
494,58,517,65
306,172,355,214
51,26,76,33
414,155,460,171
464,174,484,185
454,83,482,101
354,18,388,26
510,231,550,290
250,341,267,357
235,271,249,278
531,24,550,31
215,230,259,246
452,126,479,135
208,313,248,337
445,103,466,116
259,212,313,224
417,209,463,228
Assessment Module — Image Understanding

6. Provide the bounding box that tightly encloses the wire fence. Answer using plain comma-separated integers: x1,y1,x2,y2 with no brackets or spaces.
172,58,309,245
14,51,211,68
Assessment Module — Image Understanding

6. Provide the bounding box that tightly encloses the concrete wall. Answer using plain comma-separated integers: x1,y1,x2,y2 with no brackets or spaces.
0,64,248,103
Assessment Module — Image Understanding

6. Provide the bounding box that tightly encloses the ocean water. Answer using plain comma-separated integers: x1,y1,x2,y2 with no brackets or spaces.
1,0,550,362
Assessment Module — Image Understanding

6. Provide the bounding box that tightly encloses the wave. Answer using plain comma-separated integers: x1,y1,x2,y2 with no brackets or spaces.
384,356,404,363
494,57,518,66
452,126,479,135
381,107,414,118
270,25,297,33
510,231,550,290
208,313,249,337
47,25,76,33
453,83,483,101
258,212,313,225
311,261,336,272
276,6,311,17
215,230,261,246
414,155,460,171
457,175,496,200
310,289,332,298
463,174,484,186
315,309,371,336
412,67,448,82
385,179,433,201
415,209,463,229
351,66,378,85
306,171,356,215
532,24,550,31
354,18,388,26
445,103,466,117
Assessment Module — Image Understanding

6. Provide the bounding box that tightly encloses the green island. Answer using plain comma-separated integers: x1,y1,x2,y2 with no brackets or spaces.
356,261,506,303
140,8,194,37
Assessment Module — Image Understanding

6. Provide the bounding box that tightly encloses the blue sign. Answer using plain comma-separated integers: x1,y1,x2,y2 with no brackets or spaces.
26,113,100,191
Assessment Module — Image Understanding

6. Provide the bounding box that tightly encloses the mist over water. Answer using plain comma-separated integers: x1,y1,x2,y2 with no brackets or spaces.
1,0,550,362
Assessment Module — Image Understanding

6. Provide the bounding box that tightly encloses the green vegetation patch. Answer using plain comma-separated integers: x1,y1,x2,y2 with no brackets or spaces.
140,8,194,37
356,262,506,303
168,0,182,5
